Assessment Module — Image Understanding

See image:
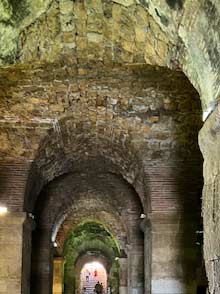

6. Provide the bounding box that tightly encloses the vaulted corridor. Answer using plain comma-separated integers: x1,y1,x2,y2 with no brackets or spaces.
0,1,220,294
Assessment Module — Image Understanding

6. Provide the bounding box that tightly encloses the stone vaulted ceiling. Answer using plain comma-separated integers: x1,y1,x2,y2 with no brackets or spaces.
0,0,219,109
0,0,205,215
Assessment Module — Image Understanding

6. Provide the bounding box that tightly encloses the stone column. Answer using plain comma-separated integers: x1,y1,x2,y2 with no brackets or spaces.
140,219,151,294
199,104,220,294
22,216,36,294
149,213,197,294
129,246,144,294
0,212,26,294
53,257,63,294
118,258,127,294
31,228,54,294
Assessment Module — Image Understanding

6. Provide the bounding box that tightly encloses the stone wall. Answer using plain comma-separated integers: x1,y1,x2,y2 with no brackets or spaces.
0,213,26,294
1,0,220,111
199,104,220,294
0,0,219,293
0,0,172,66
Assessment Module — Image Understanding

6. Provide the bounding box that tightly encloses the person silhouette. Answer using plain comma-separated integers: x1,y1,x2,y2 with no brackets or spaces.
94,281,102,294
86,269,90,282
100,283,104,294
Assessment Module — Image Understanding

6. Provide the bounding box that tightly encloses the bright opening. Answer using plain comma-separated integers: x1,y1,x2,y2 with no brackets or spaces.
0,206,8,215
80,261,107,294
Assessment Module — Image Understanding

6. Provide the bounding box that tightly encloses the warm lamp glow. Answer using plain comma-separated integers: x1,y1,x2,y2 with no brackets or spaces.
0,206,8,215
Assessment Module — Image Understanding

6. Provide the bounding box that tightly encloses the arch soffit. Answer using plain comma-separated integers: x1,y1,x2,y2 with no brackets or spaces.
26,115,148,213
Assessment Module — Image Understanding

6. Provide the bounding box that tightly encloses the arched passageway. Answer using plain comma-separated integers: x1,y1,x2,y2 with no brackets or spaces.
80,262,107,294
30,171,145,294
1,0,220,293
23,63,203,294
59,221,121,294
0,62,204,293
0,1,208,288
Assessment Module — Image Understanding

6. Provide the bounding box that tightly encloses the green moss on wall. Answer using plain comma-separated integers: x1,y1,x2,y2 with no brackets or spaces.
0,23,18,64
8,0,29,24
0,0,13,22
63,221,120,294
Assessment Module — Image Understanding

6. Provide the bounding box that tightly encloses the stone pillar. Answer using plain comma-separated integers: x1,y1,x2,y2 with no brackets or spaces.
140,219,151,294
53,257,63,294
22,216,35,294
199,104,220,294
129,246,144,294
118,258,127,294
0,212,26,294
31,228,54,294
149,213,197,294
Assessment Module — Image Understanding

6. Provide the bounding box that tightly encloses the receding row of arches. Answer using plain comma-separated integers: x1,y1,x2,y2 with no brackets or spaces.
15,65,206,293
29,170,145,294
22,159,206,294
0,62,208,294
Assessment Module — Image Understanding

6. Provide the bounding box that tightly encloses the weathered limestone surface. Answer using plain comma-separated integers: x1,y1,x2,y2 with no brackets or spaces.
199,104,220,294
0,213,26,294
142,0,220,110
1,0,218,293
31,228,53,294
0,64,202,215
1,0,220,110
118,258,128,291
148,213,198,294
0,0,171,66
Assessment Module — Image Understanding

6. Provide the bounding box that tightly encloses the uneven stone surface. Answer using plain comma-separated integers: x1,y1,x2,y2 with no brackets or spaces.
0,63,202,214
0,213,27,294
0,60,203,293
199,104,220,294
2,0,219,293
0,0,172,66
1,0,220,110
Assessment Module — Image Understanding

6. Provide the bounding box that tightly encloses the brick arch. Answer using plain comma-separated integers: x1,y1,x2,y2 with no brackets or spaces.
63,222,120,294
53,211,127,254
34,172,143,241
25,115,149,213
21,62,202,216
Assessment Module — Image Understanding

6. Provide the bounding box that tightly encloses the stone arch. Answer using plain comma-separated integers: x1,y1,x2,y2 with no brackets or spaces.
53,212,127,253
0,1,219,293
31,170,144,294
14,0,171,67
1,0,219,112
16,63,203,294
25,114,149,214
62,221,120,294
22,63,202,216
